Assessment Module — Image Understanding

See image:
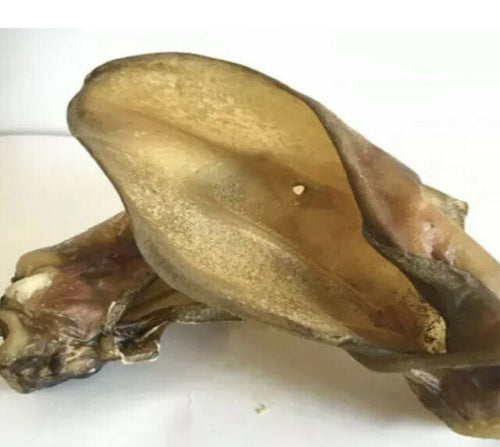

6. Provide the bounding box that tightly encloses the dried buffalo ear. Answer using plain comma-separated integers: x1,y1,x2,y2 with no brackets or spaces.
68,54,446,355
0,213,233,392
67,53,500,438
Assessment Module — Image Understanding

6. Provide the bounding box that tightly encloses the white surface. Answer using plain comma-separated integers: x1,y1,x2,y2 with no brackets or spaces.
1,29,500,446
3,0,500,28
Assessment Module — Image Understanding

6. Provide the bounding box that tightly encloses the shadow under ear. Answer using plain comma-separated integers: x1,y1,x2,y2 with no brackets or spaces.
211,321,440,425
66,320,439,427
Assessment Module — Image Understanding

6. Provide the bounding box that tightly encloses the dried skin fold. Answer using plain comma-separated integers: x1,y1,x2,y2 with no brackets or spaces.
406,366,500,438
383,205,500,438
308,102,500,366
0,213,234,392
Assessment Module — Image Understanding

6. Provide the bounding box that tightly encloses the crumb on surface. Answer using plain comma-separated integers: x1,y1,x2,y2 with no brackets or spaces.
292,184,305,196
255,403,269,415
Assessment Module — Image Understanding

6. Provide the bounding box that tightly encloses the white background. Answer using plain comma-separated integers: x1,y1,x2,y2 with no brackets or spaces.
1,26,500,446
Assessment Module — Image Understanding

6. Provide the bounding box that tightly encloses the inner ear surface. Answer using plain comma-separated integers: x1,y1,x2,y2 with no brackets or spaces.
68,53,445,354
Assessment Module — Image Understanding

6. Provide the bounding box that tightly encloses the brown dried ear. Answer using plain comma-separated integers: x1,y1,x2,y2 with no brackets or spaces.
68,53,447,355
66,53,500,439
68,53,500,367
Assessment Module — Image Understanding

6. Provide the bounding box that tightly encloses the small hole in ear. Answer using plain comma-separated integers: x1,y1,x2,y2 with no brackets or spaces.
292,184,306,196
